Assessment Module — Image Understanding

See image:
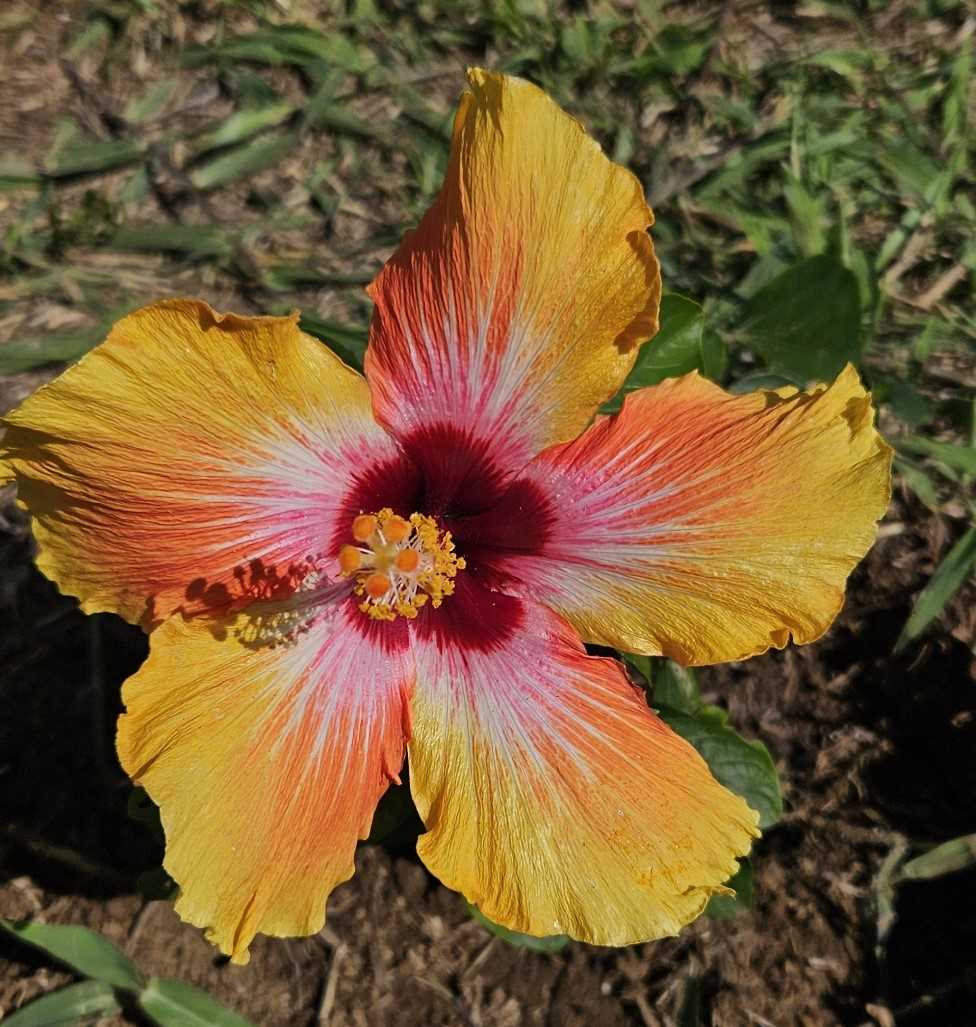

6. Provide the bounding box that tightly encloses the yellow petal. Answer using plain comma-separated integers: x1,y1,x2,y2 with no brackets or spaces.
479,364,892,664
366,68,661,483
117,599,412,963
1,299,396,626
408,586,757,943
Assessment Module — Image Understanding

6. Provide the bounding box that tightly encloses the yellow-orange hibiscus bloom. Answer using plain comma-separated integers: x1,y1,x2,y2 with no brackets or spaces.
0,69,891,963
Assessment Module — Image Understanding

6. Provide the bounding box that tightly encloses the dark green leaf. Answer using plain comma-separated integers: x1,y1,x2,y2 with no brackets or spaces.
465,904,569,953
298,313,369,371
653,25,712,75
727,370,805,394
605,294,710,411
622,652,652,686
677,975,704,1027
365,781,421,845
1,920,143,991
737,255,862,383
896,527,976,651
705,859,754,919
138,978,257,1027
0,980,121,1026
658,705,782,828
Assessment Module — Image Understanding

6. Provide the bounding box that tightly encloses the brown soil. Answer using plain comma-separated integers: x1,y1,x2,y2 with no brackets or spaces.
2,485,974,1027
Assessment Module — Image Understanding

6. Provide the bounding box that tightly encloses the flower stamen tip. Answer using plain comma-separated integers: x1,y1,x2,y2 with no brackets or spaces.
340,507,464,621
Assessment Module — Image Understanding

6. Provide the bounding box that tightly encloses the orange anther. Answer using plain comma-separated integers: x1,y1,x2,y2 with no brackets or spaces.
383,515,411,543
364,572,391,599
339,545,362,574
395,549,420,572
352,514,378,542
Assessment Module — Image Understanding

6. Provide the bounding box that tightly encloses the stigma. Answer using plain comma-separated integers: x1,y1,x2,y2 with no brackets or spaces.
339,507,465,621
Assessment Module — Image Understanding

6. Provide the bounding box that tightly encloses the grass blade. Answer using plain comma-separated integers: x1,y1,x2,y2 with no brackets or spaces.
896,526,976,651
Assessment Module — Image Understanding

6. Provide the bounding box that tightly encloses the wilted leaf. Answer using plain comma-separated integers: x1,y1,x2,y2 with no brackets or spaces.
1,920,143,992
0,980,121,1027
737,255,862,383
465,903,570,953
138,978,257,1027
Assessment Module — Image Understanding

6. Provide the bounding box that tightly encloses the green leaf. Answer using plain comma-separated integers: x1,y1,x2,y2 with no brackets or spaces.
652,659,702,715
0,158,41,192
193,102,295,154
894,437,976,477
705,859,754,919
605,294,712,411
1,920,143,992
897,834,976,883
0,980,121,1026
894,457,940,511
658,705,782,829
622,652,652,686
652,24,712,75
0,316,121,373
138,978,257,1027
297,312,369,371
737,255,862,383
109,224,232,259
124,78,178,125
190,131,299,190
896,527,976,652
43,139,146,177
465,904,569,953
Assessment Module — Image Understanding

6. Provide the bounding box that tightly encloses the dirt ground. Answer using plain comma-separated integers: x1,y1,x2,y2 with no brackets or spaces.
2,479,974,1026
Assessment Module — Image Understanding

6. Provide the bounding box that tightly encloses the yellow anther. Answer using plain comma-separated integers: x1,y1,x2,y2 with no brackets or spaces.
339,545,362,574
352,514,377,542
395,549,420,572
343,509,465,621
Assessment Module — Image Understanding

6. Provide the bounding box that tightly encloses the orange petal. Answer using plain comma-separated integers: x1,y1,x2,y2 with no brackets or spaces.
366,68,661,482
483,365,892,664
408,586,757,943
0,299,397,626
117,599,412,963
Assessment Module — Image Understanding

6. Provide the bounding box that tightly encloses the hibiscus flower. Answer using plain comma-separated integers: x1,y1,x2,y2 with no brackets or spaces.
0,69,891,964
